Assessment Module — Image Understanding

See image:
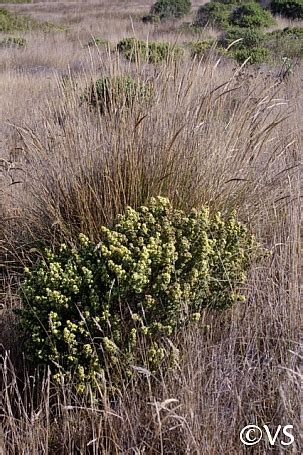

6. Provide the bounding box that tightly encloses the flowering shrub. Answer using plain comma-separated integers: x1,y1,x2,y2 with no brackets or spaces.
20,197,257,391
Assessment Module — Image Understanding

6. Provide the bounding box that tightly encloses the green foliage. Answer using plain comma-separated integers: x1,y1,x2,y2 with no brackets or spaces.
0,7,65,32
232,46,269,63
150,0,191,19
85,37,109,47
211,0,250,3
0,8,14,31
230,2,275,28
187,39,216,58
117,37,183,63
221,25,303,63
220,26,265,48
20,197,257,391
83,75,152,114
195,2,233,29
0,35,26,47
276,26,303,37
269,0,303,19
142,13,161,23
265,26,303,58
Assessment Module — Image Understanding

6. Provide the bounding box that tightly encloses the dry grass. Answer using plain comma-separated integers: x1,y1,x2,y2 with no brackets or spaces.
1,1,302,454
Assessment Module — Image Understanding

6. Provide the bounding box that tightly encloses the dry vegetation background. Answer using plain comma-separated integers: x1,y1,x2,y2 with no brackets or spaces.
0,0,302,453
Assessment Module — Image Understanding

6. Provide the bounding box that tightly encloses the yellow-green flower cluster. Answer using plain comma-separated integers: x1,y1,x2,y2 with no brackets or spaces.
20,196,257,390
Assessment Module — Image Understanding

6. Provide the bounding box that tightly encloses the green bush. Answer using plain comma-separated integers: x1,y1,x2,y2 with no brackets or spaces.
142,13,161,23
195,2,233,29
0,7,65,32
269,0,303,19
276,26,303,37
187,39,217,58
150,0,191,19
230,2,275,28
0,8,14,31
83,75,152,114
85,37,109,48
232,46,269,63
0,35,26,48
210,0,250,3
117,37,183,63
265,26,303,58
220,27,265,49
20,197,257,391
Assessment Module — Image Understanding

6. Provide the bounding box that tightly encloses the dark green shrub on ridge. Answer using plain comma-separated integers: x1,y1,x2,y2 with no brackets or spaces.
150,0,191,19
195,2,233,29
20,197,257,391
269,0,303,19
230,2,275,28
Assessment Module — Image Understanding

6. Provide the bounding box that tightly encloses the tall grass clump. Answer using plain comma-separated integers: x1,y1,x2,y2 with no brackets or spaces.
83,75,152,114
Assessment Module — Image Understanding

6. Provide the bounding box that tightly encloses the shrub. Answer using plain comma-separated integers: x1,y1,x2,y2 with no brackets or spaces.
265,26,303,58
277,26,303,37
211,0,250,3
187,39,217,58
0,8,13,31
142,14,161,23
232,46,269,63
150,0,191,19
85,37,109,47
230,2,275,28
117,37,183,63
0,35,26,48
220,27,265,49
195,2,233,29
0,7,65,32
20,197,257,391
83,75,152,114
269,0,303,18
